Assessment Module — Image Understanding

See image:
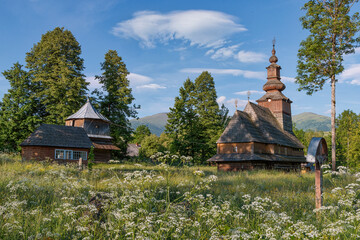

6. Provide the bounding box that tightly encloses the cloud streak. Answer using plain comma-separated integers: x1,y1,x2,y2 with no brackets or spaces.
340,64,360,85
112,10,246,48
136,83,166,90
235,90,264,95
207,44,266,63
181,68,265,80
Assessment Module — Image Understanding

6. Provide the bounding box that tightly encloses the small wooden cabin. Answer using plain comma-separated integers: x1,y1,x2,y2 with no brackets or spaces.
208,46,306,171
21,98,119,163
65,98,119,162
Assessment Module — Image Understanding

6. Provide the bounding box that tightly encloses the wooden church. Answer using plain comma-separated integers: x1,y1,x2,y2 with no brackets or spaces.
21,98,119,163
208,45,306,171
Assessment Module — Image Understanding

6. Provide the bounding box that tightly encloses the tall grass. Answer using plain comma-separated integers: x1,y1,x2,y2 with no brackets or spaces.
0,155,359,239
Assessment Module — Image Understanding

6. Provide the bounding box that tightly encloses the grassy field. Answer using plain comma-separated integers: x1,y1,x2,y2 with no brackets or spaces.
0,153,359,239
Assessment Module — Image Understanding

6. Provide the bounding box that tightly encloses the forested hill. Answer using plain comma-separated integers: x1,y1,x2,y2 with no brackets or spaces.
130,111,331,135
293,112,331,131
130,113,168,136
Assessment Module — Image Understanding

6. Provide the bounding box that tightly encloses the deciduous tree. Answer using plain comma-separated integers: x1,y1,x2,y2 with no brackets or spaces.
296,0,360,170
132,125,151,144
336,109,360,166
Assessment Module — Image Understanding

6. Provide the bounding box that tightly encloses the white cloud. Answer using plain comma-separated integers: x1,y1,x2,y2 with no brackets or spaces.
86,76,101,89
206,44,266,64
235,90,264,95
128,73,152,86
181,68,265,80
235,50,267,63
350,79,360,85
112,10,246,48
87,73,166,91
340,64,360,85
281,76,296,83
354,47,360,54
209,44,241,60
217,96,226,105
136,83,166,90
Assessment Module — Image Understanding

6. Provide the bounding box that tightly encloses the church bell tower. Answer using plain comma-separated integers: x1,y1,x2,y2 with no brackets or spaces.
256,42,293,134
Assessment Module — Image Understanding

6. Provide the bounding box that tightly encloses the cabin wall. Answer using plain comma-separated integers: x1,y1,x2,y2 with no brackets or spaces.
217,143,253,154
21,146,89,162
93,149,111,162
217,161,301,171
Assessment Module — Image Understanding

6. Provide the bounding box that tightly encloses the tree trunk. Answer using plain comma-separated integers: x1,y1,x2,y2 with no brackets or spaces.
331,76,336,171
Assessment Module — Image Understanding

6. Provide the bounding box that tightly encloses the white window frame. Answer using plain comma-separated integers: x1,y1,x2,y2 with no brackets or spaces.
55,149,87,160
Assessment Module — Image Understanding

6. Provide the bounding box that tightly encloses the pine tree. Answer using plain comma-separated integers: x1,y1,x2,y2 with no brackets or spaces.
296,0,360,170
92,50,137,155
25,27,88,124
194,71,223,160
0,63,41,151
165,78,202,161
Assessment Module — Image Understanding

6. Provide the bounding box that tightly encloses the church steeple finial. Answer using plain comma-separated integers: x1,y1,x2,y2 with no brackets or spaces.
269,38,278,64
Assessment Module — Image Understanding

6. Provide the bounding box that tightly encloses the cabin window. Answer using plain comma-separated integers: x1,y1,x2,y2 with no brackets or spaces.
233,146,238,153
55,149,87,160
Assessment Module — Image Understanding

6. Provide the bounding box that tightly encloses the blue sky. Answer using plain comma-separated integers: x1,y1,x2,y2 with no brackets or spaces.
1,0,360,118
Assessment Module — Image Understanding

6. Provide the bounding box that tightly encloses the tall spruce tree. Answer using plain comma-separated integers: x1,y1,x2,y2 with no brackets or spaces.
92,50,137,155
0,63,41,151
25,27,88,124
165,78,202,161
194,71,223,160
296,0,360,170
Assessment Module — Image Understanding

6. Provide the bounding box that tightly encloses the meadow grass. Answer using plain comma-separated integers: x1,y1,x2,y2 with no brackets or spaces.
0,154,359,239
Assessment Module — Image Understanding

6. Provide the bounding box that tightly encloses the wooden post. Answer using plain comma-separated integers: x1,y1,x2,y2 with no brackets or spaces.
78,157,83,170
307,137,328,212
315,161,323,209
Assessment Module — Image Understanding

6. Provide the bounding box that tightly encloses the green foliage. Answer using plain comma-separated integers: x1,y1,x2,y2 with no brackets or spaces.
92,50,137,157
132,125,151,144
0,63,41,151
296,0,360,94
87,146,94,171
166,72,226,163
296,0,360,170
166,78,202,161
194,71,223,160
293,123,330,155
139,134,167,159
25,27,88,125
336,110,360,168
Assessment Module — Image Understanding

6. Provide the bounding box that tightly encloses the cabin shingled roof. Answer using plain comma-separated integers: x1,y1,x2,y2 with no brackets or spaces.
66,98,110,122
20,124,93,149
217,102,304,149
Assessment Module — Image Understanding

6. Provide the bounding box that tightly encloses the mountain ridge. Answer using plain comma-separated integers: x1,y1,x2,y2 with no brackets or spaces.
130,111,331,135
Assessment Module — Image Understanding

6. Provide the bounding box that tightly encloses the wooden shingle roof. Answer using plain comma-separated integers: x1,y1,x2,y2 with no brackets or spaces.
66,98,110,122
20,124,93,149
217,102,304,149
